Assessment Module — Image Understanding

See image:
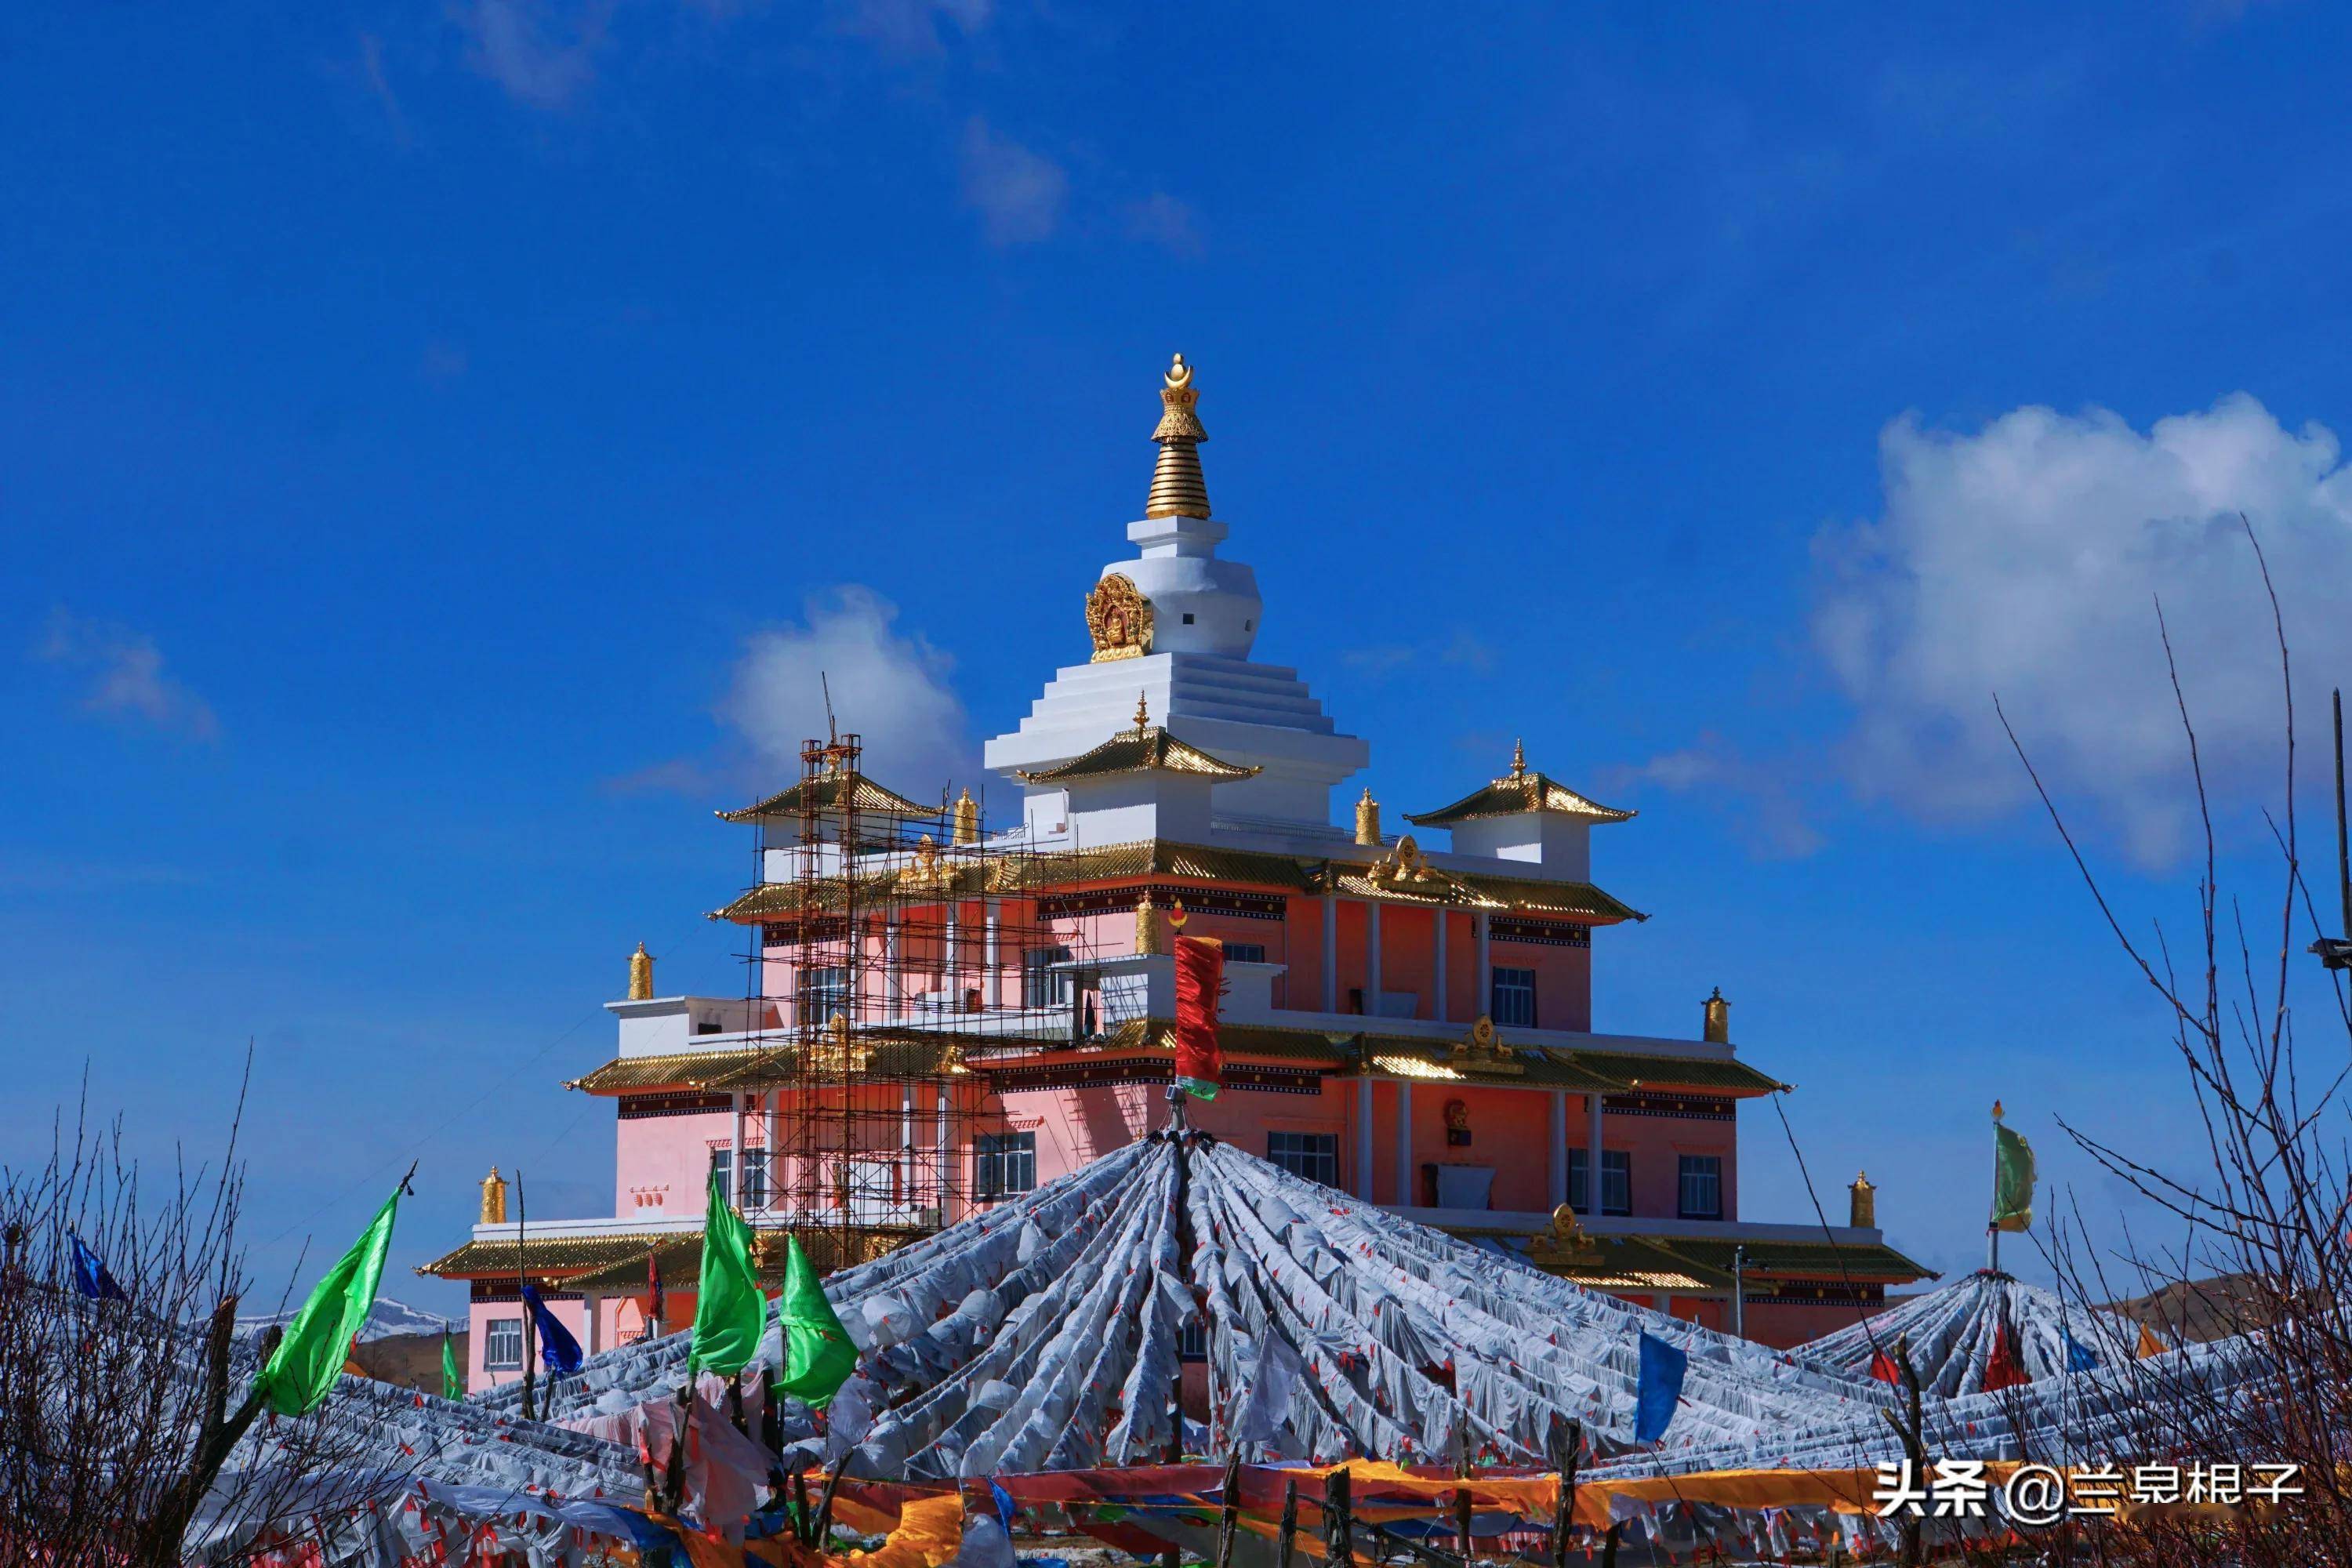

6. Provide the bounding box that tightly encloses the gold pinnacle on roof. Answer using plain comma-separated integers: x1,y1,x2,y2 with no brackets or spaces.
1849,1171,1877,1229
1510,739,1526,778
628,941,654,1001
1145,354,1211,520
952,788,980,846
1355,786,1381,846
1133,691,1150,731
1702,985,1730,1044
480,1166,508,1225
1135,890,1160,955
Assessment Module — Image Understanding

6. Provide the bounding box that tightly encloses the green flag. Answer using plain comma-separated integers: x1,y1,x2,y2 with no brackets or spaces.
256,1181,405,1417
441,1331,463,1401
777,1233,856,1410
1991,1102,2036,1233
688,1165,766,1377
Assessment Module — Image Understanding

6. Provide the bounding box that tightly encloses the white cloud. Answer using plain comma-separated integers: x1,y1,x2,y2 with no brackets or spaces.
1813,394,2352,866
836,0,990,56
1602,736,1825,860
960,118,1066,247
717,587,972,799
1124,192,1203,258
456,0,612,109
35,611,220,742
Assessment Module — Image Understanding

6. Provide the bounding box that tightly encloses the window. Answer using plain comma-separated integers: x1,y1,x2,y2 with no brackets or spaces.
709,1147,733,1203
1678,1155,1722,1220
1022,947,1073,1008
975,1131,1037,1200
1181,612,1196,624
1490,967,1537,1028
1267,1131,1339,1188
741,1149,770,1210
1566,1149,1632,1217
1224,942,1267,965
483,1317,524,1371
797,965,851,1025
1178,1315,1207,1361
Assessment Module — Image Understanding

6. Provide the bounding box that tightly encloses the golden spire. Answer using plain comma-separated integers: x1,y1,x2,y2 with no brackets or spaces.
1510,739,1526,778
480,1166,508,1225
1145,354,1211,520
1849,1171,1877,1229
1134,890,1160,955
628,941,654,1001
1354,786,1381,847
1702,985,1730,1044
1133,691,1151,732
952,788,980,846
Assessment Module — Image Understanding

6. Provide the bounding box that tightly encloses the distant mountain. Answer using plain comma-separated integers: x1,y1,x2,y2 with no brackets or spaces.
236,1296,458,1343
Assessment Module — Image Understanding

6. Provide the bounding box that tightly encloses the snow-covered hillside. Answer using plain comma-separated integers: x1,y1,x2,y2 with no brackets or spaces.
235,1296,456,1342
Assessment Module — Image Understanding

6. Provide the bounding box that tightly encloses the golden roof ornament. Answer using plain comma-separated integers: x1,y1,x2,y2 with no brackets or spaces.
1849,1171,1877,1230
1448,1014,1525,1075
1702,986,1730,1044
1145,353,1211,520
1510,739,1526,779
898,833,948,888
1530,1203,1599,1267
1086,573,1153,662
1355,788,1381,847
952,788,981,846
1133,691,1151,732
1134,890,1160,956
628,941,654,1001
480,1166,508,1225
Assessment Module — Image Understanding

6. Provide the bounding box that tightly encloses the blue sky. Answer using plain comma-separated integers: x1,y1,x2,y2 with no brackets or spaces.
6,1,2351,1314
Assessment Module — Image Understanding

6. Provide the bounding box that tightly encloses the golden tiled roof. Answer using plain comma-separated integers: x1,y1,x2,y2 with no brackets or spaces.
1321,865,1644,921
1366,1044,1625,1093
709,838,1639,925
1658,1236,1934,1284
1089,1018,1350,1063
567,1033,982,1094
1405,743,1633,828
1016,724,1260,785
557,1227,920,1291
1011,840,1318,891
1555,1048,1785,1095
416,1231,682,1279
718,769,933,825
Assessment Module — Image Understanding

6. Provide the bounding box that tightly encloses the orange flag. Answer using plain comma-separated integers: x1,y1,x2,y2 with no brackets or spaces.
2136,1323,2167,1359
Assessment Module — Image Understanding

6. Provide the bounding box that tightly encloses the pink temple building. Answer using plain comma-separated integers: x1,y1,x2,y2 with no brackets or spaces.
423,358,1927,1389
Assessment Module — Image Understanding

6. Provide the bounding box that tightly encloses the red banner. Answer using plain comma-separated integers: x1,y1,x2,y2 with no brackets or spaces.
1173,935,1225,1100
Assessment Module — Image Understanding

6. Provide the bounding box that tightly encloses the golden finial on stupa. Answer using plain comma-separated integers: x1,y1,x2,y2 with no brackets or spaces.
1145,354,1210,521
1509,739,1527,778
1849,1171,1877,1229
1354,787,1381,847
1135,890,1160,956
952,788,980,846
1702,985,1730,1044
1134,691,1150,732
628,941,654,1001
480,1166,508,1225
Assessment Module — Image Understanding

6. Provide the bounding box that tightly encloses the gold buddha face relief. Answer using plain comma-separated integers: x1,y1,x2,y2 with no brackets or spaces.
1086,574,1152,662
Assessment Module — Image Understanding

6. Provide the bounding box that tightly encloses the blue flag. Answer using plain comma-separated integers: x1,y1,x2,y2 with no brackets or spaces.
989,1479,1018,1530
2062,1328,2098,1373
522,1283,583,1378
1635,1331,1687,1443
70,1233,127,1303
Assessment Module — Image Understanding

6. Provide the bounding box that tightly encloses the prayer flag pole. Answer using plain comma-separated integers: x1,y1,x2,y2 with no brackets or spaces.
515,1167,535,1421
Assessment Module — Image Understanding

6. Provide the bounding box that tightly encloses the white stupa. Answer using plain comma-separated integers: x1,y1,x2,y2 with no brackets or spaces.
982,355,1368,838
